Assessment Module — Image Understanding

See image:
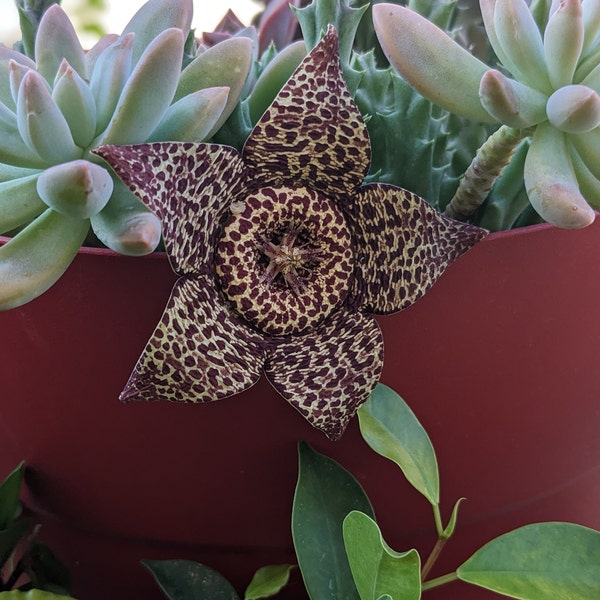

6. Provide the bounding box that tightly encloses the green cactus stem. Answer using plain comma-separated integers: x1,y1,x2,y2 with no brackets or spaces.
445,125,529,222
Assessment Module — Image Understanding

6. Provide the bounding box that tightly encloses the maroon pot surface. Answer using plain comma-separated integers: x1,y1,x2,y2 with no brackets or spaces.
1,220,599,599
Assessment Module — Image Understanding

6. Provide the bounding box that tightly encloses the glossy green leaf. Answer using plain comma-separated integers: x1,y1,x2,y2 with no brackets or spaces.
343,511,421,600
0,463,24,530
457,522,600,598
0,591,74,599
358,384,439,506
244,564,295,599
142,559,240,600
0,519,30,569
293,442,374,600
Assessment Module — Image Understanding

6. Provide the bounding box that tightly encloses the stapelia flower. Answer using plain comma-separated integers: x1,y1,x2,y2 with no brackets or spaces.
96,26,487,440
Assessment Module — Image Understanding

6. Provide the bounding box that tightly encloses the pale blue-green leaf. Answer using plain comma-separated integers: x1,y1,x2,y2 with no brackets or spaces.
343,511,421,600
0,208,88,310
570,144,600,209
175,37,254,137
34,4,86,84
293,442,374,600
524,122,595,227
149,87,228,142
0,47,35,109
89,33,134,137
582,0,600,56
84,33,119,76
16,71,81,164
358,383,439,506
546,85,600,133
90,175,161,255
544,0,583,88
95,28,183,146
373,3,494,122
244,564,295,599
0,173,45,234
0,101,46,167
122,0,193,66
569,124,600,178
458,522,600,599
52,60,97,147
37,160,113,219
8,59,31,106
142,559,240,600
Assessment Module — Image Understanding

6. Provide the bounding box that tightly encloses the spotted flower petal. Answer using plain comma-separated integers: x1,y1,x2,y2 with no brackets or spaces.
265,308,384,441
100,27,486,438
345,184,488,314
121,273,267,403
242,27,370,196
95,142,248,274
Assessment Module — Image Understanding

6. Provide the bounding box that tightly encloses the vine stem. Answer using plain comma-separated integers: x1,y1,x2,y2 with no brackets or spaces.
444,125,530,221
422,572,460,591
421,536,448,581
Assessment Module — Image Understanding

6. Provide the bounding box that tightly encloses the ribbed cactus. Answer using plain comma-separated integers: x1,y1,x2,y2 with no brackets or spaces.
0,0,253,309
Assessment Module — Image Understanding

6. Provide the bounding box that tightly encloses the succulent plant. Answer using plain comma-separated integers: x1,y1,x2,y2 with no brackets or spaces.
0,0,253,309
374,0,600,229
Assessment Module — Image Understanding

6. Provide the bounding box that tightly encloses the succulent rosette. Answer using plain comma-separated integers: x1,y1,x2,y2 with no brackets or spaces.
374,0,600,229
97,27,486,440
0,0,253,309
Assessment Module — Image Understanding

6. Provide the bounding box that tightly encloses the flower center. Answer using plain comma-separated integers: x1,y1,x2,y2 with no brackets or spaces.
215,186,354,336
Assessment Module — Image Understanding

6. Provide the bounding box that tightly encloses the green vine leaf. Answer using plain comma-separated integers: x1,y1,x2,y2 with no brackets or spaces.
293,442,374,600
0,463,24,530
142,560,240,600
244,564,295,599
457,523,600,598
343,511,421,600
358,384,439,506
0,591,74,599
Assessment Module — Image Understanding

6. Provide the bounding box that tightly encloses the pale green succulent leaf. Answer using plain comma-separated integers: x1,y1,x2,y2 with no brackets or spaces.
0,173,45,234
0,162,40,182
122,0,193,66
34,4,87,84
582,0,600,56
36,159,113,219
581,62,600,93
575,39,600,82
479,69,547,128
569,125,600,179
149,86,229,142
8,59,31,106
52,60,97,148
0,100,46,167
546,85,600,133
571,144,600,209
524,122,596,227
247,40,307,123
494,0,553,93
373,4,495,122
0,208,89,310
84,33,119,75
16,70,81,164
89,33,134,137
175,36,254,138
0,47,35,109
544,0,584,88
95,28,184,146
343,511,421,600
90,175,162,255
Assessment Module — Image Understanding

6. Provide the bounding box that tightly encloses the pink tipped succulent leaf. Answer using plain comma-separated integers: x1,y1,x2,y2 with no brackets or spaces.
96,27,487,440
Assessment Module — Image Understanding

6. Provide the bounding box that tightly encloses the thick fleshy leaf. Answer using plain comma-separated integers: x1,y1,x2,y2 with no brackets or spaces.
256,0,301,53
582,0,600,56
265,308,383,440
34,5,86,84
570,145,600,209
358,384,439,506
90,176,162,256
243,26,371,197
457,523,600,598
95,142,248,273
149,87,229,142
120,274,267,403
569,124,600,179
373,4,494,122
244,565,295,599
36,160,113,219
16,71,81,164
524,122,596,227
343,511,421,600
95,28,184,146
0,173,45,234
84,33,119,76
345,183,488,315
142,559,240,600
0,48,36,109
292,442,374,600
545,84,600,133
0,101,46,167
0,208,89,310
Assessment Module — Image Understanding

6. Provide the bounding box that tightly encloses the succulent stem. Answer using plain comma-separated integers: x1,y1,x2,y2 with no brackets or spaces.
445,125,530,222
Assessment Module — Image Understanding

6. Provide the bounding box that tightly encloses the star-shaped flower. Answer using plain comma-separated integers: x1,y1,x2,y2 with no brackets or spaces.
96,27,487,440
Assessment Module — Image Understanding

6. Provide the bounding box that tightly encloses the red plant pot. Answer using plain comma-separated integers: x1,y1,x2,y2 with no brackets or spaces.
1,220,600,599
